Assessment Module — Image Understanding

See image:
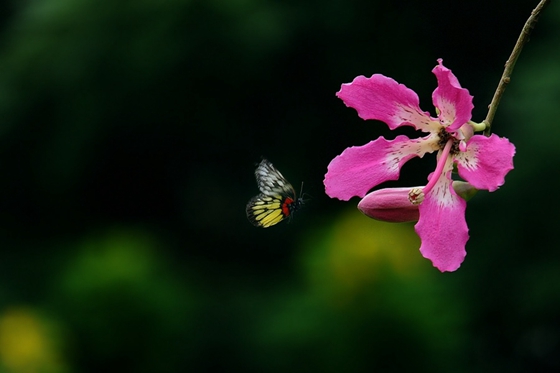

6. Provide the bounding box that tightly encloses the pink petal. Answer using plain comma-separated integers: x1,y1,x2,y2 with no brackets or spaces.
431,59,473,131
455,134,516,192
324,135,434,201
415,160,469,272
358,187,420,223
337,74,439,133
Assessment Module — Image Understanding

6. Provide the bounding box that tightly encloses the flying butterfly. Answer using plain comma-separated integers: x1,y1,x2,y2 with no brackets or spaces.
246,159,303,228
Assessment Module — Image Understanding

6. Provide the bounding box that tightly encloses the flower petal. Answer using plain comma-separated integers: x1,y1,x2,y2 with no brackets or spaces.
337,74,439,132
415,159,469,272
455,134,516,192
324,135,435,200
431,59,474,131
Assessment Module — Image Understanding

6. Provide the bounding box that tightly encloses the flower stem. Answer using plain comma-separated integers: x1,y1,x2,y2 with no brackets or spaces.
482,0,550,136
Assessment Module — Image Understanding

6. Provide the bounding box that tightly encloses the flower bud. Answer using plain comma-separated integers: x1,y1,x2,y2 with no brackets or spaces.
358,182,477,223
358,187,421,223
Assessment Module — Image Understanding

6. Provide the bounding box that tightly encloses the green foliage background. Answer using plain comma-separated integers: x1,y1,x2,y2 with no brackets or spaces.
0,0,558,372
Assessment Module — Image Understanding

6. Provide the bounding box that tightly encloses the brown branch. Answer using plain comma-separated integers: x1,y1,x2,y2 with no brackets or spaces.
483,0,551,136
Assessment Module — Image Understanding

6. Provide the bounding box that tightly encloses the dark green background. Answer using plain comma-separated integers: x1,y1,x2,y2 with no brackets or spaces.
0,0,558,372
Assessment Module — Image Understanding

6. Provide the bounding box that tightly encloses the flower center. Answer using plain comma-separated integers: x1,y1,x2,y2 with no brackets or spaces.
409,137,454,204
437,128,460,155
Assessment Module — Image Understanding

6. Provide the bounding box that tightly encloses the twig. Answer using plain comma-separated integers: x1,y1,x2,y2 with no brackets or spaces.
483,0,550,136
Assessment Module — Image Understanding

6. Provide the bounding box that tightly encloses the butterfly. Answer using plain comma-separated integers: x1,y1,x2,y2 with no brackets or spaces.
246,159,303,228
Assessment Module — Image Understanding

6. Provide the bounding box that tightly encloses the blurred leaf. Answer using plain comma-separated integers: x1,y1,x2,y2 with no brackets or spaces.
49,228,199,372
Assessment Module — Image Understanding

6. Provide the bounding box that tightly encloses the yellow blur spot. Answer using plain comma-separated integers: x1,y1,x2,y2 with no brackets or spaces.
302,208,427,304
329,211,422,281
0,308,67,373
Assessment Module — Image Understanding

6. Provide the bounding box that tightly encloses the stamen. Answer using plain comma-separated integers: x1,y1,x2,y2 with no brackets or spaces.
422,139,454,196
408,188,424,205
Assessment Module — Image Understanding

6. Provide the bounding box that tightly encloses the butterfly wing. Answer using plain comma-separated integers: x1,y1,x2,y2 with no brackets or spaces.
246,193,289,228
246,159,300,228
254,159,296,197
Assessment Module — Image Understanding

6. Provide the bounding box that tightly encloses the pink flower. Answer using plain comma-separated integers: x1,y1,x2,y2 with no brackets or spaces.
324,59,516,272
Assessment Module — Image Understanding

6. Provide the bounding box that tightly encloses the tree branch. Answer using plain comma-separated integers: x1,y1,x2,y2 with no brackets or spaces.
483,0,550,136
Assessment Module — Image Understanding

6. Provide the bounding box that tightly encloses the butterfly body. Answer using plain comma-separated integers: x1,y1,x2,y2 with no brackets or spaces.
246,159,303,228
